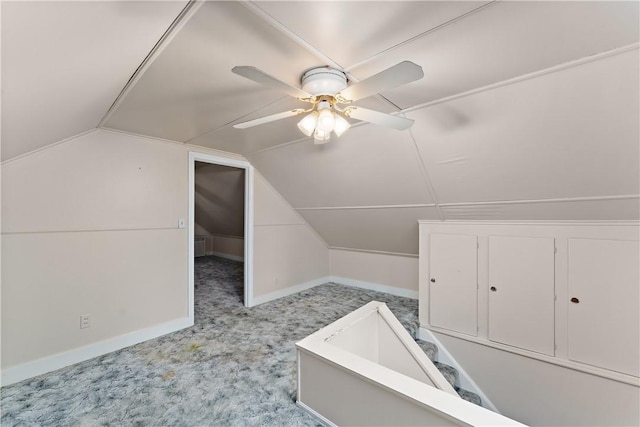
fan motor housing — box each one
[301,67,348,97]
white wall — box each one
[329,249,418,299]
[252,171,329,301]
[1,129,329,382]
[435,333,640,427]
[2,130,191,371]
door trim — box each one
[188,152,254,318]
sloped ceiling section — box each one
[1,1,189,161]
[3,1,639,256]
[194,162,245,238]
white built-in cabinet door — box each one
[488,236,555,356]
[429,234,478,336]
[567,239,640,377]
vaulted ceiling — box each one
[2,1,639,255]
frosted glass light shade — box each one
[314,128,331,144]
[297,112,318,137]
[317,108,335,133]
[333,114,351,137]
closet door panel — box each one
[429,234,478,336]
[568,239,640,376]
[488,236,555,356]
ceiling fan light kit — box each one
[300,67,348,96]
[232,61,424,143]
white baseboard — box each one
[250,277,331,306]
[297,400,337,427]
[330,276,418,300]
[1,317,193,387]
[206,251,244,262]
[418,327,500,413]
[251,276,418,307]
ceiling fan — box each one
[231,61,424,144]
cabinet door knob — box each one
[571,297,580,304]
[490,286,497,292]
[430,278,436,283]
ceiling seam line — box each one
[407,126,445,221]
[419,220,640,226]
[253,167,331,249]
[402,42,640,116]
[440,195,640,207]
[96,0,204,129]
[329,247,419,258]
[0,129,98,166]
[240,1,344,71]
[296,204,436,211]
[182,95,291,145]
[248,42,640,157]
[253,223,310,228]
[99,127,247,161]
[291,195,640,212]
[343,0,499,72]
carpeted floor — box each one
[1,256,419,426]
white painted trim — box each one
[292,195,639,212]
[296,203,436,211]
[100,127,247,162]
[403,43,640,115]
[418,219,640,227]
[251,274,419,306]
[407,127,445,220]
[330,276,418,300]
[2,225,180,236]
[297,304,523,426]
[189,152,254,311]
[251,277,330,306]
[97,1,204,127]
[1,129,98,166]
[296,401,338,427]
[329,246,418,258]
[252,169,330,248]
[0,317,192,387]
[418,327,500,413]
[244,165,255,307]
[439,194,640,207]
[205,251,244,262]
[253,223,305,227]
[240,2,342,71]
[343,2,496,72]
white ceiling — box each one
[2,1,639,255]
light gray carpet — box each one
[1,256,420,426]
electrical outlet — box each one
[80,315,90,329]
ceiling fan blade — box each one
[346,107,414,130]
[232,66,311,99]
[233,109,305,129]
[338,61,424,102]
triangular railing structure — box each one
[296,301,525,426]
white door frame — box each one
[188,152,254,321]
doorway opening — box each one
[188,152,254,323]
